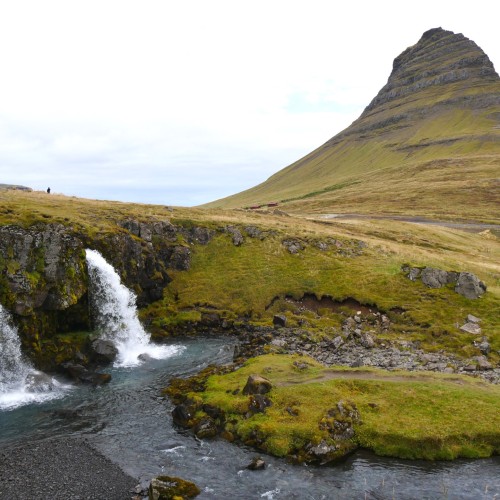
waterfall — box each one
[0,304,67,410]
[85,249,183,367]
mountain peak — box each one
[364,27,498,115]
[205,28,500,220]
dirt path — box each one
[317,214,499,233]
[277,368,485,387]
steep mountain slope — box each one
[206,28,500,221]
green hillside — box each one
[205,28,500,222]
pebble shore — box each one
[0,437,137,500]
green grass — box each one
[144,220,500,358]
[195,354,500,460]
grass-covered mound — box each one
[168,354,500,462]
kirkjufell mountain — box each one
[206,28,500,221]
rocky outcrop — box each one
[0,218,218,366]
[0,224,87,316]
[402,265,486,299]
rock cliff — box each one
[0,218,210,365]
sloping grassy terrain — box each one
[204,29,500,222]
[190,353,500,460]
[1,189,499,360]
[144,213,500,359]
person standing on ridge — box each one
[47,187,51,194]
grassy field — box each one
[1,189,498,360]
[176,353,500,460]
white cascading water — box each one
[0,304,67,410]
[85,249,183,367]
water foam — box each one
[0,305,69,411]
[85,249,184,367]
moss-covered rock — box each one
[148,475,200,500]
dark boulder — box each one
[169,245,191,271]
[171,403,194,427]
[282,239,305,254]
[90,339,118,363]
[273,314,287,328]
[61,362,111,386]
[194,416,218,439]
[247,394,272,414]
[226,226,244,246]
[200,312,221,327]
[455,272,487,299]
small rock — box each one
[467,314,481,324]
[408,267,421,281]
[460,322,482,335]
[463,364,477,372]
[360,333,375,349]
[476,339,491,355]
[273,314,287,328]
[474,356,493,371]
[194,416,218,439]
[331,336,343,350]
[247,457,266,470]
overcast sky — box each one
[0,1,498,206]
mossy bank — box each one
[166,353,500,463]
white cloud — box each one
[0,0,498,205]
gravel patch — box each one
[0,437,137,500]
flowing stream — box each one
[0,337,498,499]
[1,254,499,498]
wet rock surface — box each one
[0,437,137,500]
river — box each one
[0,336,498,500]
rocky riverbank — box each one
[233,313,500,384]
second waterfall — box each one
[85,249,183,367]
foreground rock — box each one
[242,374,273,395]
[148,475,200,499]
[61,362,112,386]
